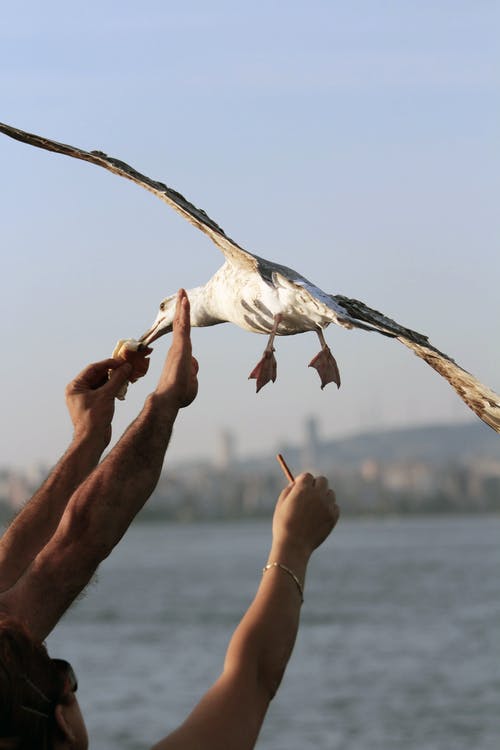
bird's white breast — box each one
[207,263,335,336]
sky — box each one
[1,0,499,470]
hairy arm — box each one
[1,290,198,640]
[152,473,339,750]
[0,359,132,592]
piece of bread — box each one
[112,339,153,400]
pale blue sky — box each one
[1,1,499,469]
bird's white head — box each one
[139,293,178,346]
[139,285,223,348]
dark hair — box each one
[0,616,64,750]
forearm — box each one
[0,434,106,591]
[149,543,310,750]
[224,540,309,699]
[1,392,180,640]
[63,392,179,560]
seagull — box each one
[1,121,499,433]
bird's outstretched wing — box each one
[333,295,500,433]
[0,121,258,272]
[3,121,499,433]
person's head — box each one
[0,617,87,750]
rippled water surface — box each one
[48,515,500,749]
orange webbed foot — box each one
[249,349,277,393]
[308,346,341,389]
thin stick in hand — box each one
[276,453,294,483]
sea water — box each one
[47,515,500,750]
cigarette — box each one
[276,453,294,483]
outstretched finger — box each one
[173,289,191,339]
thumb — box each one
[277,482,295,506]
[103,362,132,397]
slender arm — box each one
[152,472,339,750]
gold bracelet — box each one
[262,562,304,603]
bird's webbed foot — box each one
[249,314,282,393]
[309,333,341,389]
[249,348,277,393]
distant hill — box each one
[162,420,499,519]
[272,421,499,472]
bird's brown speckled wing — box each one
[3,122,498,433]
[0,122,258,272]
[333,294,500,433]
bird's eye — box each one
[159,301,165,312]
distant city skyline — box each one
[2,421,498,518]
[1,1,499,469]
